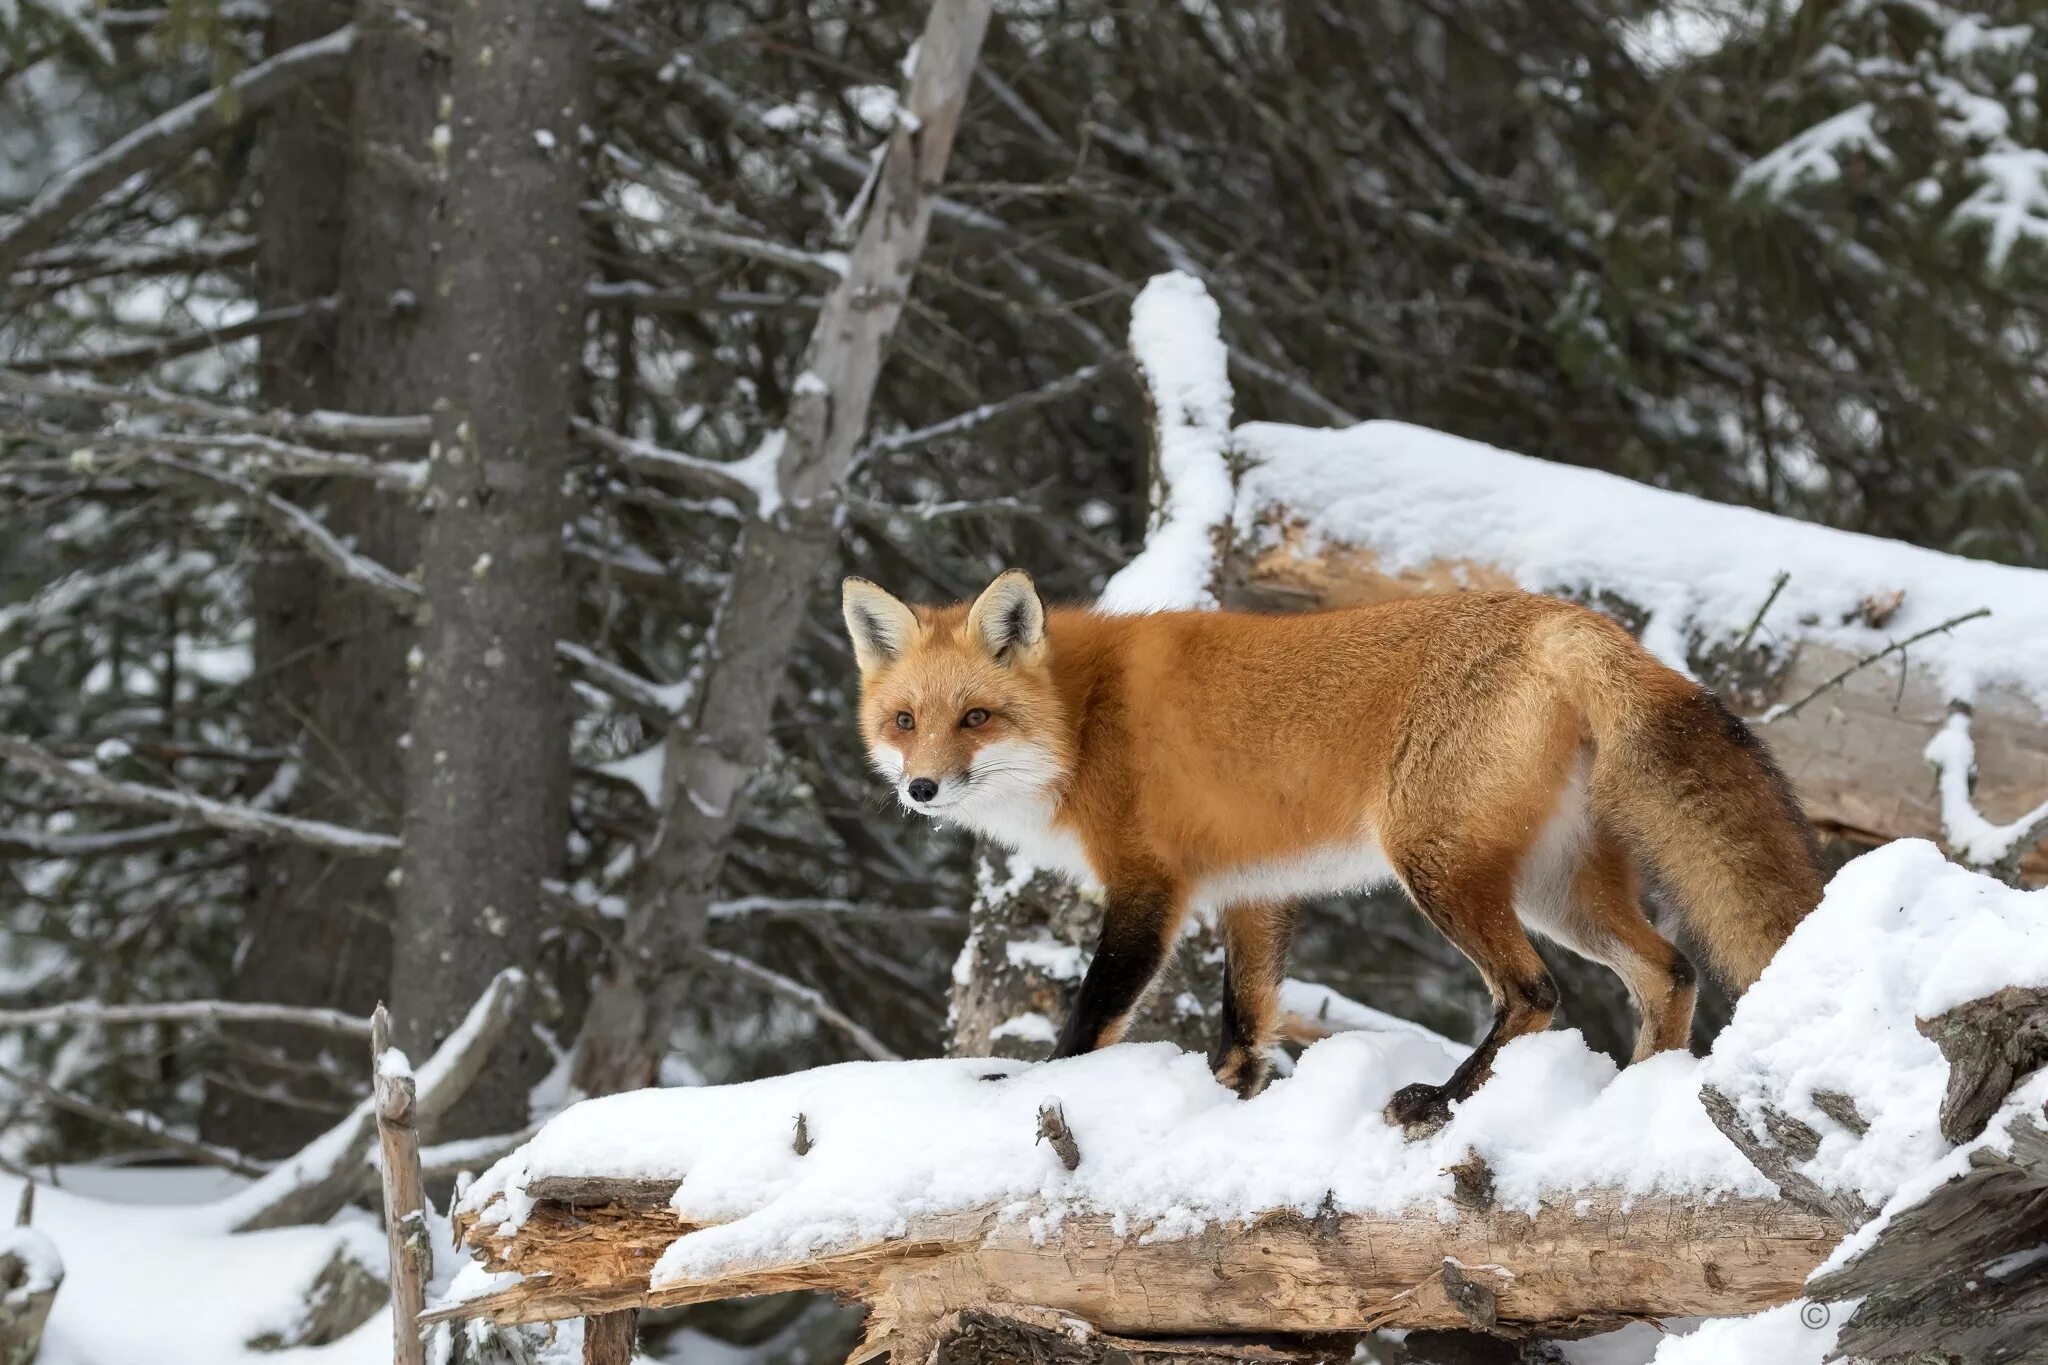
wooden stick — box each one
[373,1005,430,1365]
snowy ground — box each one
[1,1165,392,1365]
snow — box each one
[1236,419,2048,709]
[1735,104,1893,200]
[990,1012,1059,1045]
[1701,840,2048,1210]
[1923,710,2048,868]
[0,1168,390,1365]
[597,741,666,806]
[1648,1299,1840,1364]
[1096,272,1236,614]
[0,1223,62,1295]
[1953,146,2048,272]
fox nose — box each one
[907,777,939,803]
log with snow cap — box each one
[427,842,2048,1360]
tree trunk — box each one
[206,0,399,1156]
[949,846,1218,1060]
[571,0,996,1097]
[390,0,585,1131]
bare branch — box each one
[0,820,196,858]
[858,363,1110,460]
[11,298,340,374]
[556,641,692,720]
[223,968,526,1232]
[0,370,431,444]
[1759,608,1993,725]
[708,897,963,928]
[0,999,370,1038]
[570,417,770,510]
[0,1059,269,1177]
[695,945,901,1062]
[0,733,400,857]
[0,27,357,273]
[668,222,847,282]
[149,454,423,604]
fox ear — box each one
[842,577,917,674]
[966,569,1046,664]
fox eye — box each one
[894,711,914,731]
[961,708,990,729]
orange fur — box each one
[844,573,1824,1121]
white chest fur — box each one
[945,794,1099,888]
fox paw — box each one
[1211,1046,1272,1100]
[1384,1082,1452,1139]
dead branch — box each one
[1917,986,2048,1144]
[0,1059,269,1177]
[224,968,526,1232]
[9,298,340,374]
[694,946,901,1062]
[1759,607,1993,725]
[0,733,401,857]
[0,999,370,1038]
[0,28,356,272]
[0,370,432,444]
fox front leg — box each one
[1048,879,1187,1060]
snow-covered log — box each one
[438,1182,1836,1343]
[1226,415,2048,883]
[428,842,2048,1361]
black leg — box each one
[1209,901,1296,1098]
[1049,880,1182,1060]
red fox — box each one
[843,570,1824,1131]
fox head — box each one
[841,570,1072,818]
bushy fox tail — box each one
[1558,616,1826,990]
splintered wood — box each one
[437,1182,1841,1346]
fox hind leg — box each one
[1384,839,1558,1136]
[1535,827,1697,1062]
[1211,900,1298,1098]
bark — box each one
[1807,1101,2048,1363]
[438,1181,1840,1339]
[949,848,1219,1060]
[571,0,996,1096]
[208,0,432,1154]
[387,0,587,1133]
[1918,985,2048,1144]
[0,1190,59,1365]
[1699,1085,1878,1228]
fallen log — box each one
[436,1182,1841,1346]
[1225,423,2048,883]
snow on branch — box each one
[1735,104,1893,202]
[571,417,780,519]
[1953,147,2048,273]
[0,733,400,857]
[1924,705,2048,881]
[1096,272,1236,614]
[0,26,357,273]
